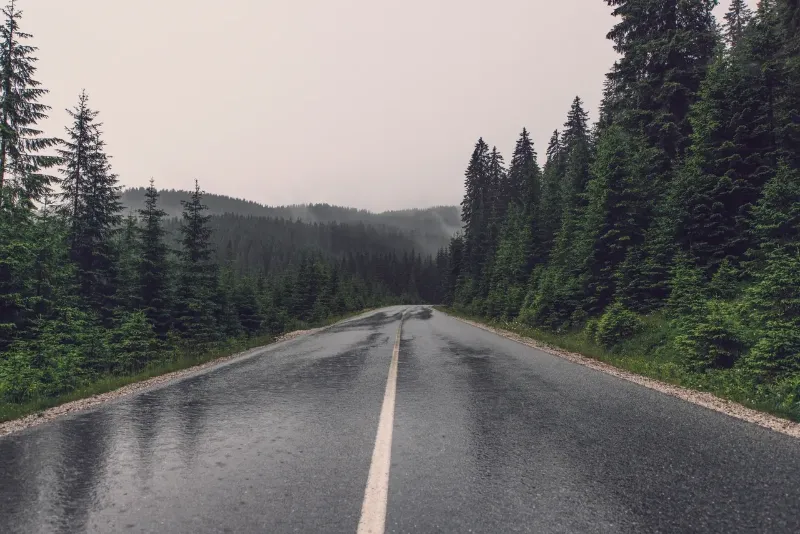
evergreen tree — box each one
[507,128,542,267]
[107,311,160,373]
[115,212,140,313]
[604,0,717,170]
[676,40,779,272]
[580,126,649,314]
[58,92,122,320]
[537,131,565,259]
[507,128,540,211]
[486,203,531,318]
[459,138,491,285]
[0,0,59,210]
[137,179,171,337]
[173,181,218,342]
[724,0,754,46]
[235,276,263,335]
[485,146,507,290]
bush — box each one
[595,302,643,348]
[674,300,746,372]
[108,312,161,373]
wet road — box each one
[2,306,800,533]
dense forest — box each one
[120,188,461,255]
[0,3,444,404]
[441,0,800,409]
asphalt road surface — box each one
[2,306,800,533]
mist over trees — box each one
[0,2,444,404]
[119,188,461,255]
[441,0,800,410]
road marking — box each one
[357,312,404,534]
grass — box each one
[437,307,800,423]
[0,309,371,424]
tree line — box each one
[0,2,443,404]
[120,188,461,255]
[441,0,800,398]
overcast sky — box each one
[25,0,745,212]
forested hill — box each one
[121,188,461,254]
[161,213,424,273]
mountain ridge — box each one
[120,188,462,255]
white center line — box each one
[356,311,405,534]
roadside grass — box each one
[437,307,800,423]
[0,309,371,424]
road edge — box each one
[0,308,381,438]
[438,309,800,440]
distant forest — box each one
[441,0,800,416]
[121,188,461,255]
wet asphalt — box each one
[1,306,800,533]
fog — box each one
[25,0,747,211]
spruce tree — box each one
[486,203,531,318]
[485,146,507,275]
[537,131,565,259]
[115,213,140,313]
[58,92,122,320]
[459,138,491,283]
[724,0,754,46]
[0,0,59,210]
[580,126,649,313]
[604,0,717,170]
[507,128,540,211]
[137,179,171,337]
[677,43,779,272]
[174,181,218,342]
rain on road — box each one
[2,307,800,533]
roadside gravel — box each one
[446,313,800,439]
[0,327,322,438]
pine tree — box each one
[676,40,779,272]
[115,213,140,313]
[507,128,542,267]
[58,92,122,320]
[724,0,754,46]
[749,164,800,261]
[108,311,159,373]
[0,0,59,210]
[580,126,649,314]
[137,180,171,337]
[485,146,507,277]
[507,128,540,211]
[235,276,263,335]
[537,131,565,259]
[173,181,218,342]
[604,0,717,169]
[216,240,243,337]
[460,138,491,286]
[486,203,531,318]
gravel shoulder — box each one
[442,311,800,440]
[0,327,322,438]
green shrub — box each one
[675,300,746,372]
[595,302,643,348]
[108,312,161,373]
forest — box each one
[0,3,444,407]
[120,188,461,255]
[441,0,800,415]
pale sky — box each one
[25,0,745,211]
